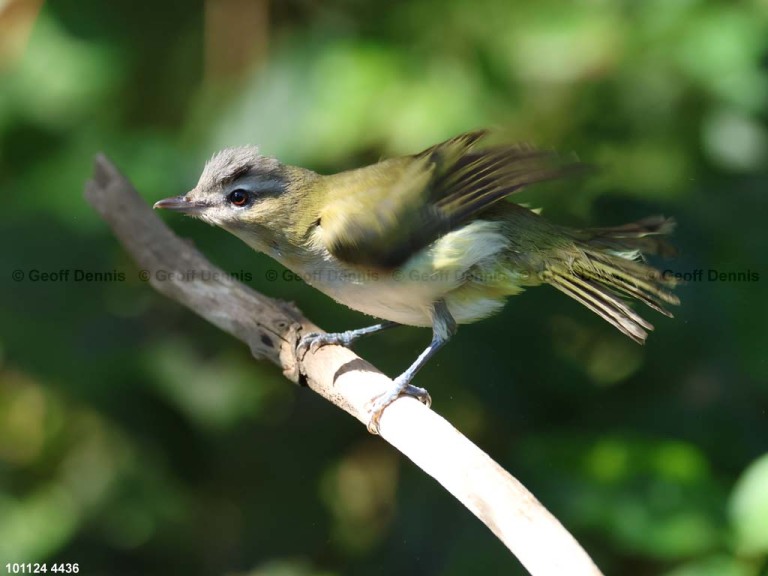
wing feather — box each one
[320,131,583,269]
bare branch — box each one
[84,154,604,576]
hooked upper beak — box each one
[153,195,207,214]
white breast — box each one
[288,220,514,327]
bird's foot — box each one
[297,330,358,355]
[298,323,397,356]
[366,379,432,435]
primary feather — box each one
[319,130,583,269]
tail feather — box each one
[543,216,679,343]
[546,272,654,343]
[580,215,678,259]
[576,253,679,316]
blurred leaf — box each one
[0,11,118,130]
[320,440,399,554]
[0,486,80,561]
[228,559,336,576]
[663,555,753,576]
[145,338,292,431]
[675,6,768,113]
[520,434,721,559]
[729,453,768,555]
[702,107,768,171]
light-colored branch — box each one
[84,154,604,576]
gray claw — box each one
[298,331,358,356]
[404,384,432,408]
[297,332,328,356]
[365,382,432,434]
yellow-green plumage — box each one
[157,130,678,344]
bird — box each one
[154,130,679,433]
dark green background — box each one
[2,1,767,574]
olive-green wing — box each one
[319,130,581,269]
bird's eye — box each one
[227,189,250,207]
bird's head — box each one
[154,146,291,232]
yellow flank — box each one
[291,219,532,327]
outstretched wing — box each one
[319,130,582,269]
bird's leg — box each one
[367,300,457,434]
[298,321,400,354]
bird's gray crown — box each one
[198,146,282,189]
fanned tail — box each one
[542,216,679,343]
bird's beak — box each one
[153,194,207,214]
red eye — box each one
[228,189,250,206]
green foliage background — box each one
[1,0,767,574]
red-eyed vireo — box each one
[155,130,679,432]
